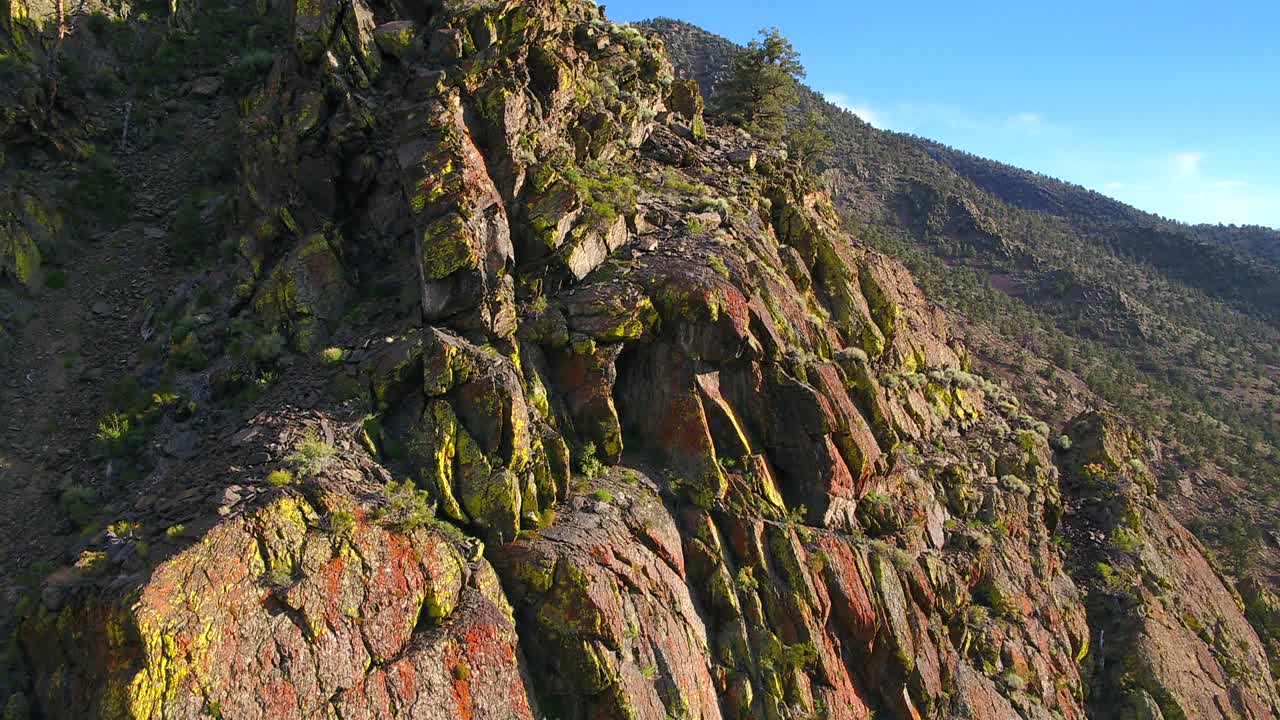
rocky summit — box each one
[0,1,1277,719]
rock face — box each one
[1058,413,1279,719]
[23,415,539,720]
[7,0,1279,719]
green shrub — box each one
[692,195,730,215]
[222,49,275,93]
[227,320,286,366]
[97,413,143,457]
[108,520,143,539]
[1219,517,1265,577]
[91,67,123,96]
[250,332,286,364]
[576,441,605,479]
[1000,668,1028,693]
[559,160,640,226]
[782,503,809,526]
[783,641,818,672]
[330,510,356,540]
[999,474,1031,496]
[1111,526,1143,554]
[320,347,346,364]
[1017,430,1039,452]
[67,149,131,227]
[590,488,613,503]
[105,376,149,414]
[964,604,990,628]
[285,432,336,478]
[660,169,707,196]
[170,194,213,264]
[1096,562,1132,595]
[862,491,890,507]
[380,479,434,530]
[266,469,294,486]
[170,333,208,371]
[60,485,98,527]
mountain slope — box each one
[0,3,1277,719]
[641,14,1280,594]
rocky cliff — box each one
[1,1,1277,719]
[646,16,1280,684]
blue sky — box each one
[603,0,1280,228]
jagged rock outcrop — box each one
[22,414,540,720]
[6,1,1279,719]
[1058,412,1280,719]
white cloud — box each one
[1105,182,1125,191]
[1171,152,1203,179]
[1172,181,1277,226]
[1197,192,1275,226]
[1007,112,1046,134]
[839,102,1059,137]
[823,92,883,128]
[846,106,883,128]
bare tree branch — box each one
[46,0,69,120]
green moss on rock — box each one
[252,231,351,352]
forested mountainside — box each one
[914,139,1280,270]
[0,2,1277,719]
[1190,223,1280,267]
[644,11,1280,605]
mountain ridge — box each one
[640,9,1280,675]
[640,18,1280,237]
[0,3,1277,719]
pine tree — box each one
[788,111,834,170]
[717,28,805,141]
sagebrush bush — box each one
[285,432,336,478]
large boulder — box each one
[22,496,539,720]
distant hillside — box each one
[1192,223,1280,266]
[640,17,1280,592]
